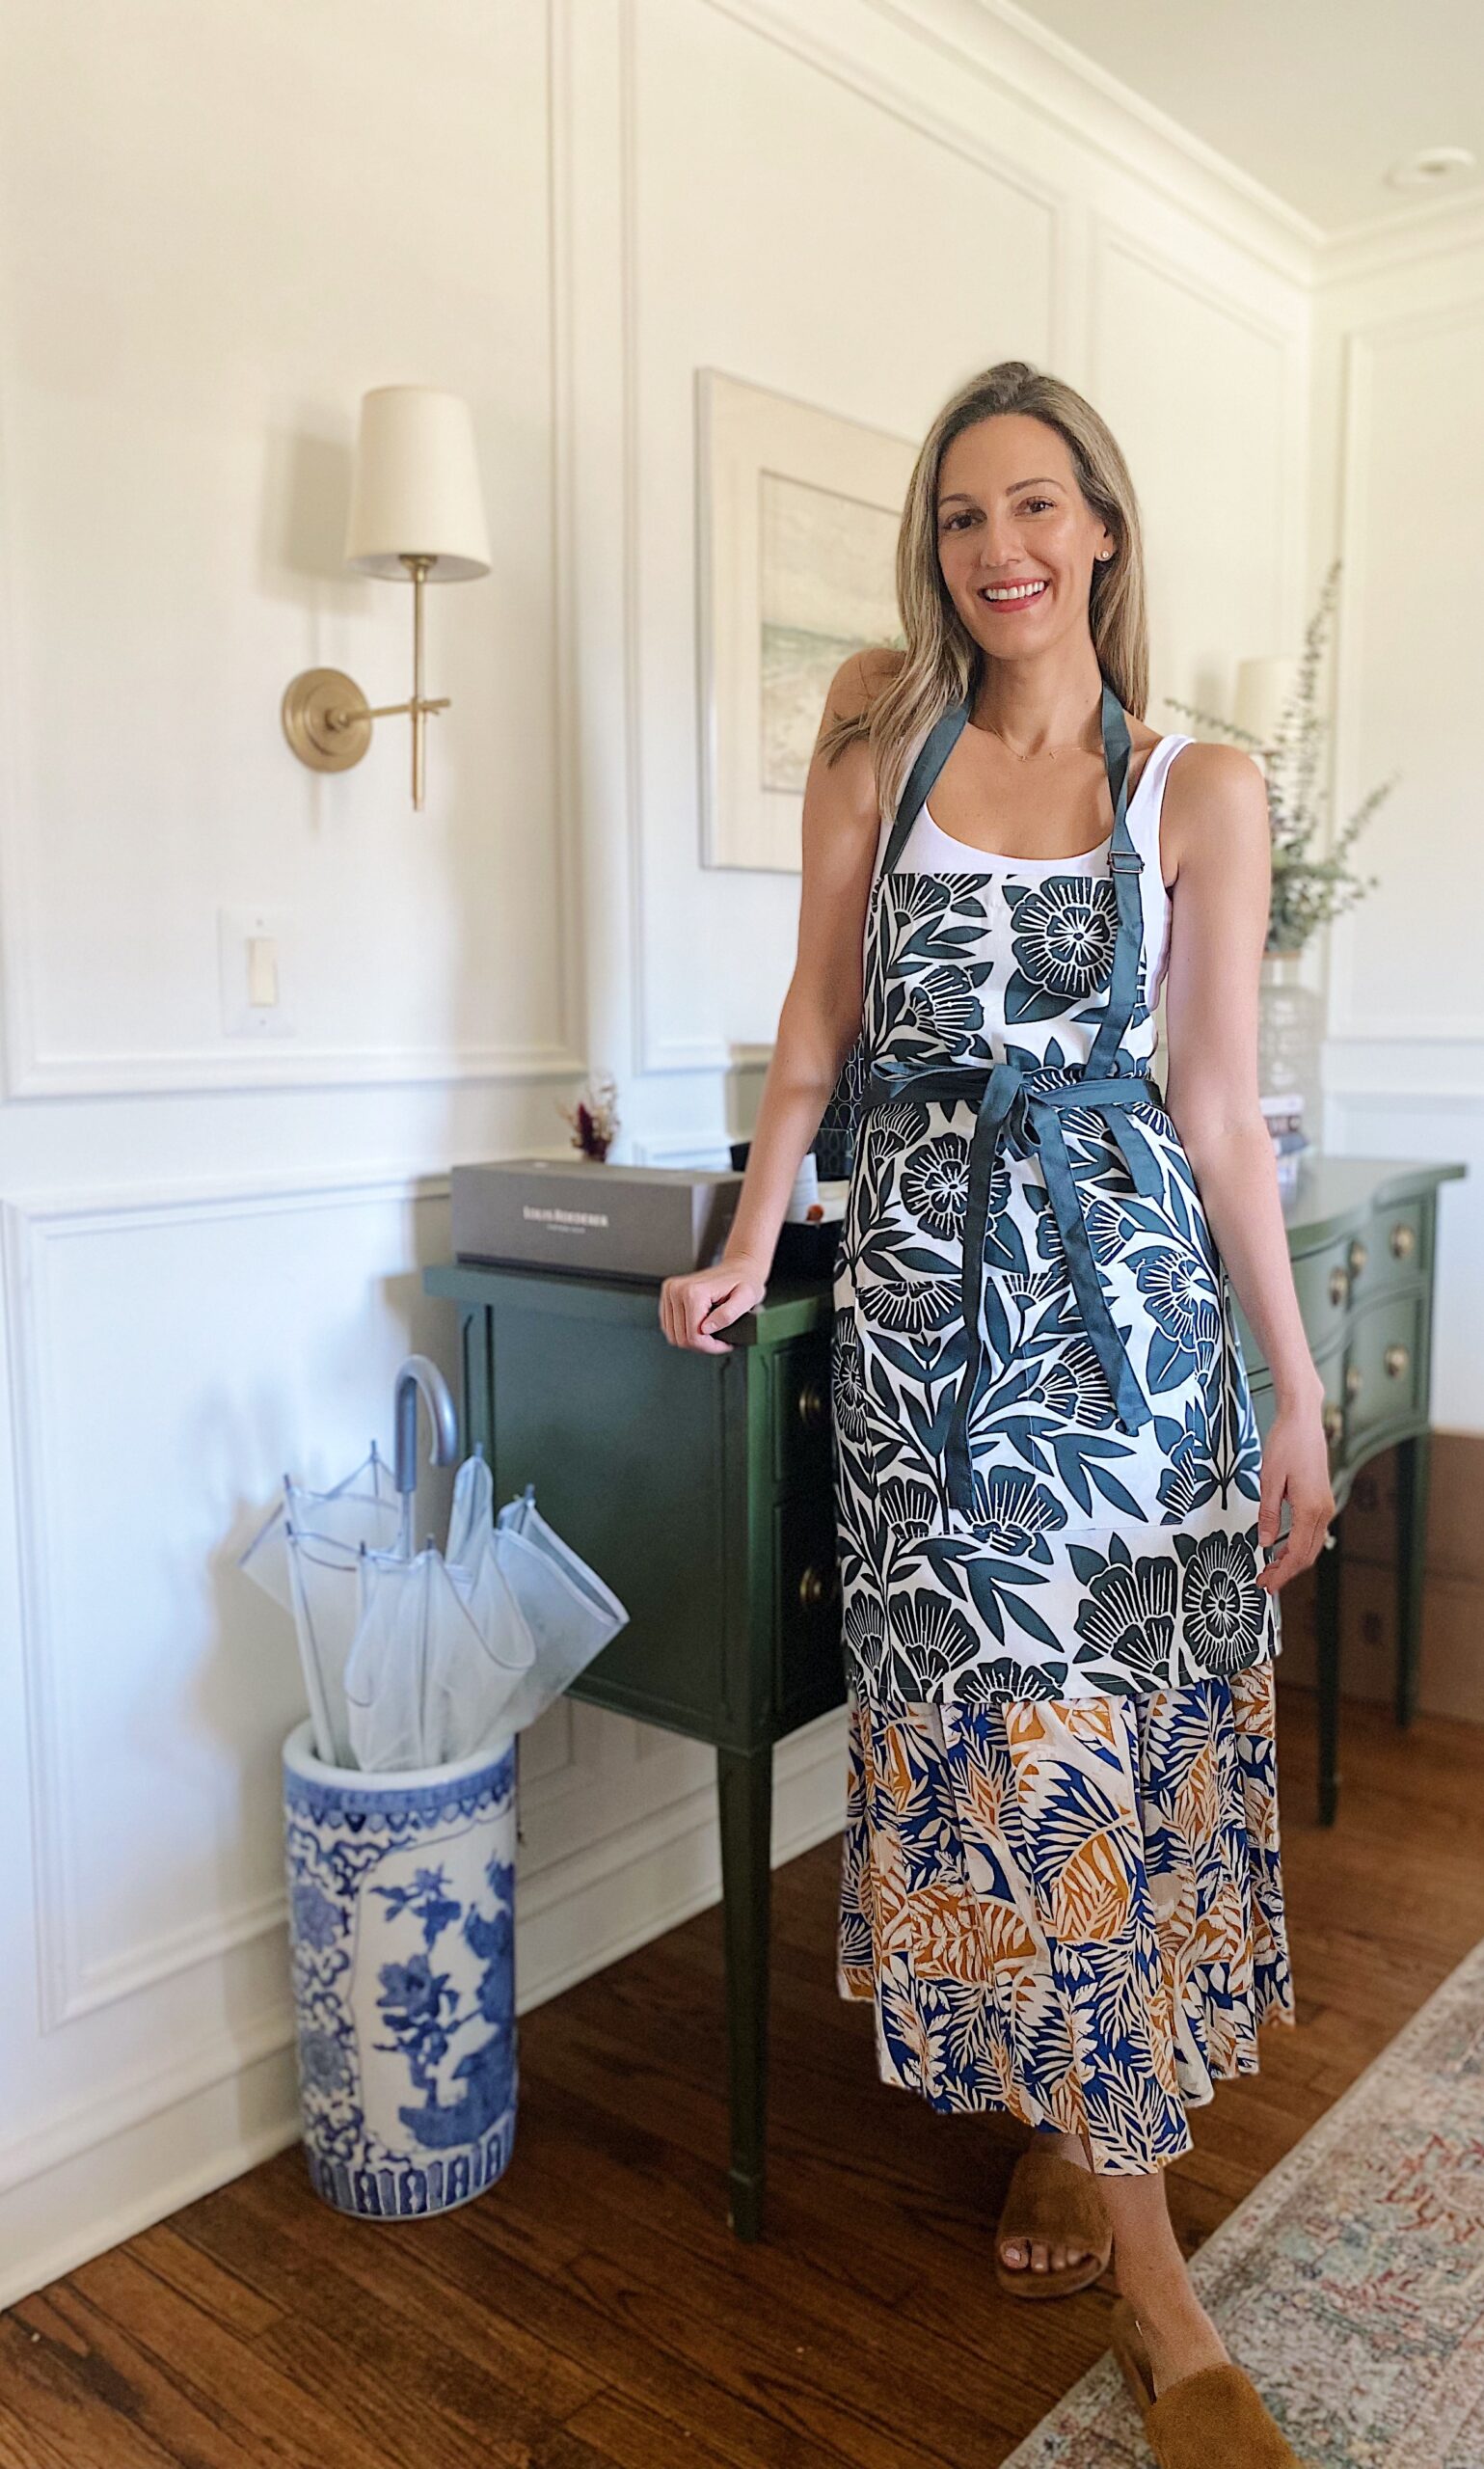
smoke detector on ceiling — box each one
[1386,145,1476,190]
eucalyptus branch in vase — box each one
[1163,558,1390,956]
[1161,557,1392,1158]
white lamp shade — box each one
[344,385,491,582]
[1233,656,1300,748]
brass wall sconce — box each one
[283,385,491,810]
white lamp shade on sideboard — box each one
[1234,655,1301,748]
[344,385,492,582]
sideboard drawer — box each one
[1362,1195,1428,1294]
[772,1484,843,1717]
[1344,1288,1426,1453]
[1289,1234,1356,1352]
[771,1335,833,1490]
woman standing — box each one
[661,361,1331,2466]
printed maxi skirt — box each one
[834,1668,1293,2174]
[829,691,1295,2173]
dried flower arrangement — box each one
[559,1072,620,1162]
[1163,558,1390,955]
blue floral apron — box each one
[830,679,1282,1707]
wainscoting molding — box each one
[2,1168,460,2034]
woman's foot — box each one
[1124,2286,1229,2397]
[998,2129,1100,2279]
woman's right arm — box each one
[659,648,897,1353]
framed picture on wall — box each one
[696,368,917,872]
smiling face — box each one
[935,412,1115,659]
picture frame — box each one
[695,368,918,872]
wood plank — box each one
[5,1688,1484,2469]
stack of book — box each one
[1261,1092,1309,1196]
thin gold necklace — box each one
[976,718,1093,763]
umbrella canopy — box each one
[238,1443,404,1765]
[240,1358,629,1773]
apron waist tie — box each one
[862,1056,1165,1517]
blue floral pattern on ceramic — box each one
[282,1718,518,2217]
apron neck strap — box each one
[880,698,971,876]
[880,677,1140,877]
[1086,676,1147,1073]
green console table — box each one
[1229,1153,1465,1824]
[423,1255,840,2241]
[424,1147,1462,2238]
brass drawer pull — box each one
[1344,1364,1363,1400]
[798,1560,839,1611]
[1348,1237,1367,1279]
[1390,1220,1417,1261]
[796,1377,827,1431]
[1385,1343,1410,1379]
[1329,1265,1349,1308]
[1323,1402,1344,1445]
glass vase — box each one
[1257,949,1323,1145]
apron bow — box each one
[862,1055,1164,1517]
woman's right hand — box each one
[659,1255,769,1353]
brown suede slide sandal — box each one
[992,2142,1113,2299]
[1109,2297,1309,2467]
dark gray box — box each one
[449,1156,744,1280]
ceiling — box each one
[997,0,1483,238]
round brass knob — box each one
[796,1377,827,1430]
[1344,1363,1363,1399]
[798,1561,839,1610]
[1329,1265,1349,1308]
[1323,1402,1344,1445]
[1348,1237,1367,1279]
[1390,1221,1417,1260]
[1385,1343,1410,1379]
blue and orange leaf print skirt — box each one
[836,1664,1294,2175]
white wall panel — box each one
[1327,299,1484,1045]
[1090,224,1299,719]
[0,0,571,1096]
[632,0,1066,1074]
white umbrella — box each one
[240,1358,628,1772]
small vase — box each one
[1257,948,1323,1141]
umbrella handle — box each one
[392,1353,460,1500]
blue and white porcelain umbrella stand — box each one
[282,1715,517,2220]
[262,1354,519,2220]
[244,1353,627,2220]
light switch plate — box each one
[219,906,297,1037]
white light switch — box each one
[220,907,296,1037]
[246,934,279,1008]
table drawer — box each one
[1289,1233,1359,1354]
[772,1485,843,1715]
[1255,1342,1348,1473]
[1343,1288,1426,1452]
[1314,1342,1347,1476]
[1354,1195,1429,1298]
[771,1335,833,1489]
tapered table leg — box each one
[716,1744,772,2240]
[1394,1431,1431,1730]
[1315,1514,1343,1826]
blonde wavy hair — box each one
[819,360,1150,813]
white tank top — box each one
[869,732,1193,1010]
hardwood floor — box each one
[7,1685,1484,2469]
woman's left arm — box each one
[1159,741,1335,1592]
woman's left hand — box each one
[1255,1393,1336,1591]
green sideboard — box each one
[422,1254,840,2241]
[425,1147,1463,2238]
[1228,1154,1465,1821]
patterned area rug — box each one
[1003,1933,1484,2468]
